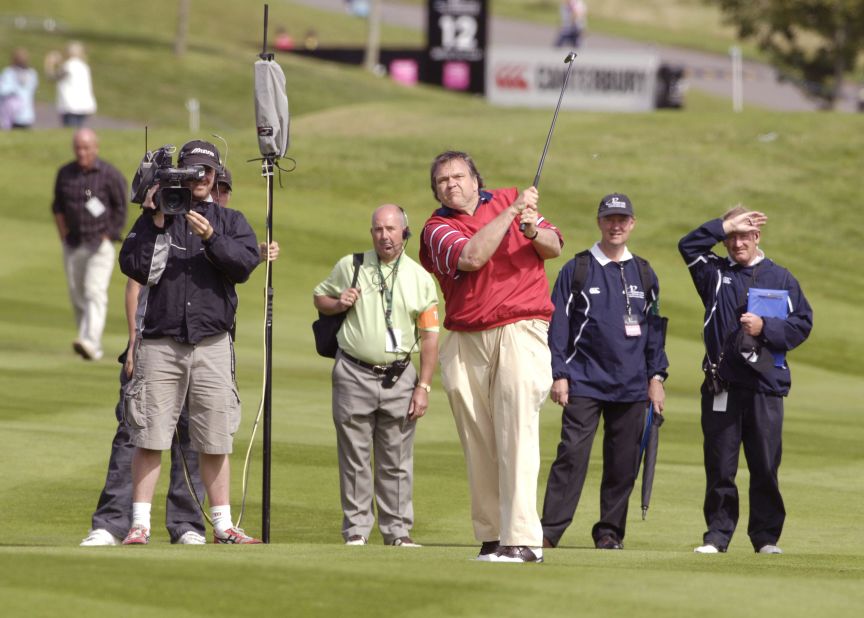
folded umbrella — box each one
[637,403,665,520]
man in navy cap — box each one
[541,193,668,551]
[119,139,263,545]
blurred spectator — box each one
[349,0,370,18]
[52,128,127,361]
[303,29,320,51]
[274,27,295,52]
[0,47,38,130]
[44,41,97,128]
[555,0,588,49]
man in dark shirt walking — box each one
[51,128,127,361]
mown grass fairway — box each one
[1,2,863,617]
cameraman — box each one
[119,140,262,545]
[81,163,279,547]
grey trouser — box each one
[332,351,417,544]
[90,360,206,542]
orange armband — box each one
[417,305,440,329]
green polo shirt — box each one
[314,250,439,365]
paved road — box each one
[31,101,140,130]
[294,0,858,112]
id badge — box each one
[712,390,728,413]
[623,314,641,337]
[385,328,402,353]
[85,196,106,218]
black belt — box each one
[341,351,393,376]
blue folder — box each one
[748,288,789,367]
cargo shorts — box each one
[124,332,241,454]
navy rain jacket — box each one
[549,245,669,402]
[678,218,813,396]
[119,201,260,344]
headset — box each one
[399,207,412,241]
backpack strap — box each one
[350,252,364,288]
[631,253,657,296]
[569,249,592,296]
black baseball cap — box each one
[178,140,221,169]
[597,193,634,218]
[216,167,232,190]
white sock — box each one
[131,502,151,529]
[210,505,233,534]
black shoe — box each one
[489,545,544,563]
[476,540,500,561]
[595,534,623,550]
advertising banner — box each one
[427,0,488,93]
[486,48,659,111]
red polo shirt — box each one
[419,188,563,332]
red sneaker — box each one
[122,524,150,545]
[213,527,262,544]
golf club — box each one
[521,51,577,232]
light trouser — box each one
[331,351,418,544]
[63,238,114,357]
[440,319,552,547]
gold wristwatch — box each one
[416,382,431,393]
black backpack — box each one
[312,252,363,358]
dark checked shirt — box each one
[51,158,128,249]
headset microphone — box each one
[400,207,411,241]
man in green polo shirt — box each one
[313,204,439,547]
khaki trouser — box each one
[126,333,241,454]
[440,319,552,547]
[62,238,114,357]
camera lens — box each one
[159,187,191,214]
[164,191,183,211]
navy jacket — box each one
[678,219,813,396]
[119,201,260,344]
[549,244,669,402]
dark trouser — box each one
[89,365,206,542]
[541,397,643,546]
[700,386,785,551]
[61,113,88,127]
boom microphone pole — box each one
[253,3,290,543]
[520,51,577,231]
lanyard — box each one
[376,252,402,349]
[619,263,632,317]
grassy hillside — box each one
[1,2,863,617]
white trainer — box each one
[80,528,121,546]
[694,544,720,554]
[758,544,783,554]
[345,535,367,546]
[177,530,207,545]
